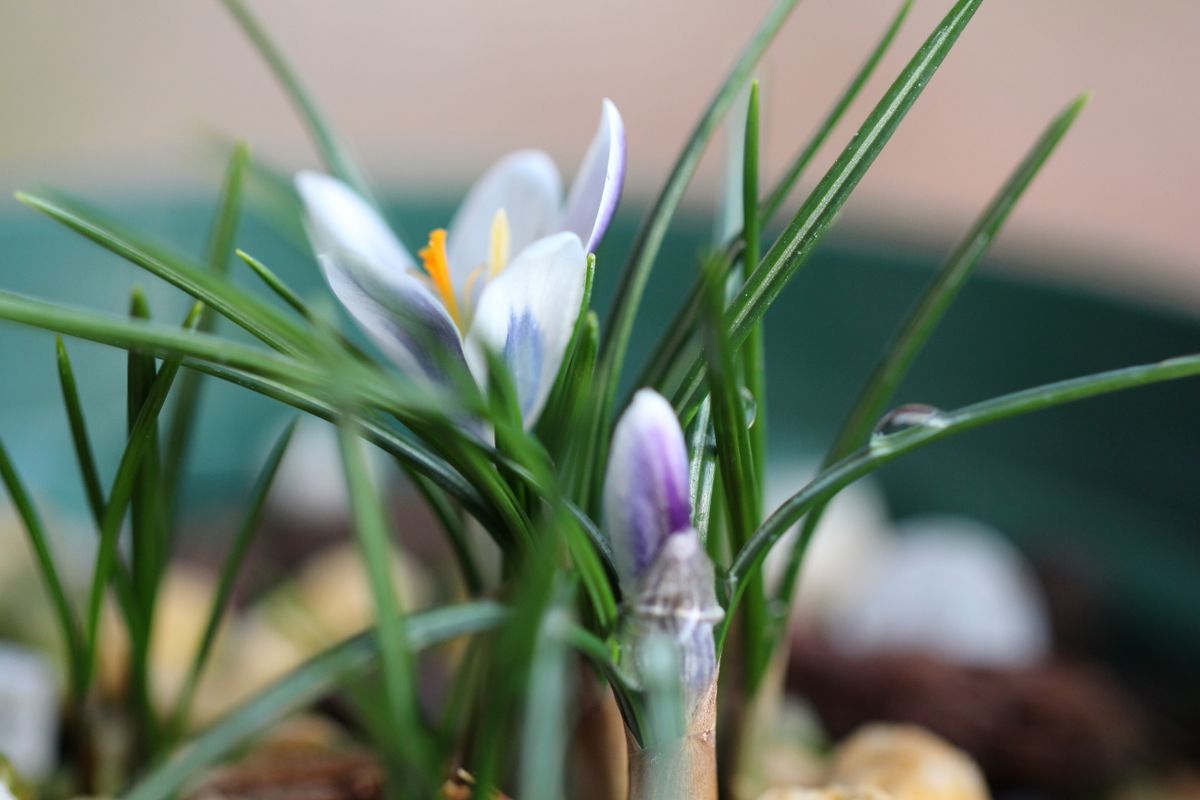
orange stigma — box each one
[418,228,462,328]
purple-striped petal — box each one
[604,389,693,592]
[464,232,587,428]
[560,99,626,254]
[295,171,466,383]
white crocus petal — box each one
[446,150,563,287]
[603,389,693,593]
[296,171,417,275]
[464,232,586,429]
[296,171,466,382]
[561,98,626,253]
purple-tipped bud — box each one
[604,390,694,593]
[605,390,724,720]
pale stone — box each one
[149,565,221,713]
[183,613,309,729]
[829,516,1050,668]
[830,724,989,800]
[749,699,829,791]
[758,787,892,800]
[1,751,34,800]
[764,464,894,625]
[289,543,434,643]
[0,508,91,661]
[0,644,59,779]
[97,595,131,701]
[172,543,434,728]
[267,420,385,525]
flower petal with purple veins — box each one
[560,99,627,253]
[464,232,587,428]
[295,172,467,384]
[502,310,545,419]
[604,389,693,592]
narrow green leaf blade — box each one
[761,0,914,221]
[55,337,106,524]
[121,602,509,800]
[15,192,314,357]
[81,306,203,688]
[518,593,574,800]
[634,0,915,396]
[0,441,85,693]
[772,92,1090,618]
[728,351,1200,602]
[0,290,442,420]
[126,290,164,614]
[220,0,378,207]
[740,81,768,511]
[594,0,802,457]
[686,397,718,544]
[337,420,434,781]
[673,0,987,417]
[699,260,768,686]
[170,418,297,737]
[162,143,251,512]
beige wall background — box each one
[2,1,1198,309]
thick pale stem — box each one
[625,679,718,800]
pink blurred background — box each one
[2,0,1197,309]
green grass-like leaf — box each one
[162,143,250,513]
[56,338,142,641]
[761,0,914,222]
[121,602,510,800]
[126,291,169,756]
[590,0,803,500]
[337,419,435,782]
[81,304,203,692]
[170,418,297,738]
[469,534,558,798]
[55,337,107,525]
[237,248,308,317]
[635,0,915,396]
[0,441,85,695]
[0,290,451,423]
[235,248,371,360]
[672,0,986,418]
[700,260,766,676]
[219,0,378,208]
[127,290,164,616]
[741,82,768,507]
[726,351,1200,608]
[686,397,718,544]
[772,92,1091,621]
[518,589,574,800]
[15,192,315,357]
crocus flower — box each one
[604,389,724,716]
[295,100,625,427]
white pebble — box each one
[0,643,60,779]
[829,515,1050,668]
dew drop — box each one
[740,386,758,430]
[871,403,946,440]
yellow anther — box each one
[418,228,462,328]
[488,208,511,277]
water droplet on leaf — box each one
[740,386,758,429]
[871,403,946,440]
